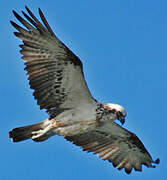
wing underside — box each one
[11,6,95,118]
[65,122,159,174]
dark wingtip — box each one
[154,158,160,164]
[12,10,21,19]
[10,20,14,26]
[10,20,20,30]
[150,158,160,168]
[38,7,42,13]
[12,10,17,16]
[125,168,132,174]
[25,5,29,10]
[13,32,20,37]
[38,8,43,17]
[21,10,25,15]
[25,5,31,14]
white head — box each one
[103,103,127,124]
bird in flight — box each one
[9,6,159,174]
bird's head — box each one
[103,103,127,125]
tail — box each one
[9,119,54,142]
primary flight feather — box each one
[9,6,159,174]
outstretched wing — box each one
[11,6,95,118]
[65,122,159,174]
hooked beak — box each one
[119,117,125,125]
[116,111,126,125]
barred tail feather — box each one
[9,119,52,142]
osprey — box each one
[9,6,159,174]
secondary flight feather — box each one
[9,6,159,174]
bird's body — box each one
[10,101,120,141]
[34,101,98,138]
[9,6,159,174]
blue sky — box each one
[1,0,166,179]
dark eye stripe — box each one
[109,109,116,113]
[117,111,123,117]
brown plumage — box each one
[66,122,159,174]
[9,6,159,174]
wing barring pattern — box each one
[11,6,95,118]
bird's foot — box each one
[31,121,53,139]
[31,129,46,139]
